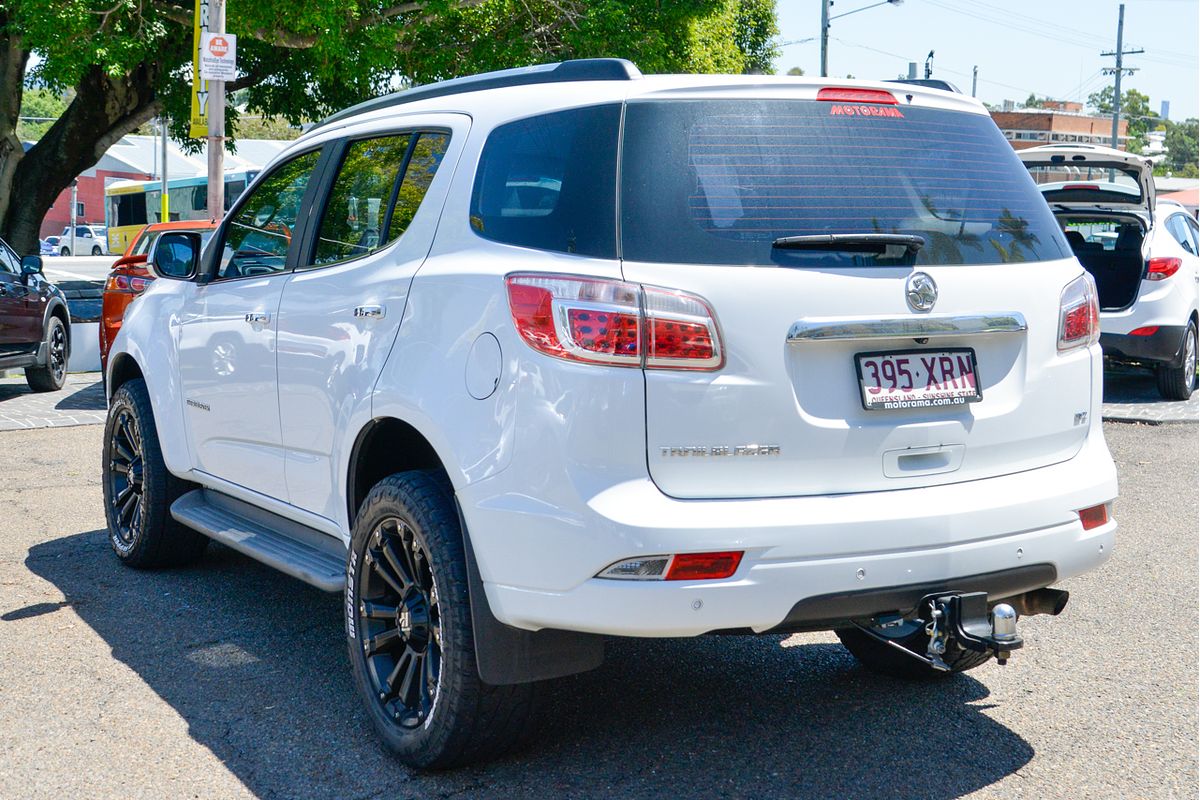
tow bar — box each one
[855,591,1023,672]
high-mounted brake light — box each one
[816,87,898,105]
[505,273,723,370]
[1146,257,1181,282]
[1061,183,1100,191]
[1057,273,1100,353]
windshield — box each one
[620,99,1070,267]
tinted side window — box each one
[470,105,619,259]
[217,150,321,280]
[389,133,449,240]
[0,242,18,273]
[1166,215,1196,254]
[312,135,412,267]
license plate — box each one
[855,349,982,411]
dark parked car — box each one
[0,237,70,391]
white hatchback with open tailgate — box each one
[103,61,1118,768]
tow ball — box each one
[857,591,1023,671]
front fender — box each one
[106,284,192,477]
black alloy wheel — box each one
[25,316,68,392]
[107,406,146,553]
[356,517,442,729]
[102,379,206,567]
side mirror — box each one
[20,255,43,277]
[150,231,201,280]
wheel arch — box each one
[44,298,71,355]
[346,416,448,531]
[107,351,145,400]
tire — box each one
[1156,321,1197,401]
[346,471,535,769]
[836,623,992,680]
[91,245,102,256]
[102,379,207,567]
[60,247,69,257]
[24,316,68,393]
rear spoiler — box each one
[886,78,961,94]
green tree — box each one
[1087,86,1157,152]
[0,1,779,255]
[786,66,804,76]
[16,87,68,141]
[1163,118,1199,177]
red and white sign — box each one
[199,32,237,81]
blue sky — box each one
[773,0,1199,120]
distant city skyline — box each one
[774,0,1199,121]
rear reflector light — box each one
[1146,257,1181,281]
[1129,326,1159,336]
[666,552,743,581]
[1058,273,1100,353]
[597,551,745,581]
[816,87,898,105]
[1078,503,1110,530]
[506,273,723,370]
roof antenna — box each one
[924,50,935,79]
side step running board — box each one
[171,489,347,592]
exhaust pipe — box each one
[1007,588,1069,617]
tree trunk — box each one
[0,22,29,247]
[0,57,163,256]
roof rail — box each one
[886,78,962,94]
[316,58,642,130]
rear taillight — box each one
[816,87,898,104]
[597,551,744,581]
[1146,257,1181,281]
[104,274,153,294]
[505,273,723,370]
[1078,503,1110,530]
[1058,273,1100,353]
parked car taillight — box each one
[505,273,723,370]
[104,274,154,294]
[1058,273,1100,353]
[1146,257,1182,281]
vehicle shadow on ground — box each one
[22,530,1033,800]
[53,379,105,410]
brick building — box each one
[34,148,149,240]
[990,106,1128,151]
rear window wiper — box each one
[772,233,926,254]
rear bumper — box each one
[1101,326,1185,365]
[464,430,1118,637]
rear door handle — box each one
[353,305,385,319]
[244,312,270,325]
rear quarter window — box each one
[620,99,1070,267]
[469,104,620,259]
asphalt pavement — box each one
[0,422,1195,799]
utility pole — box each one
[820,0,830,78]
[69,180,77,255]
[971,65,978,97]
[206,0,225,220]
[1101,3,1143,150]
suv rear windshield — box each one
[620,99,1069,267]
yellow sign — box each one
[189,0,210,138]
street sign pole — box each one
[161,116,170,223]
[206,0,225,221]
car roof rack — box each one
[316,58,643,129]
[886,78,962,94]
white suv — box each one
[58,224,109,256]
[1020,144,1199,399]
[103,60,1118,769]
